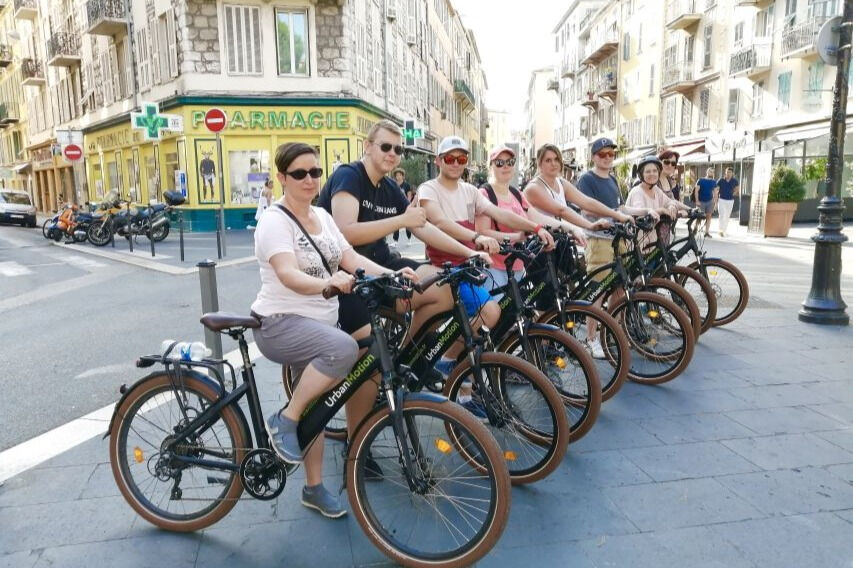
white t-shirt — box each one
[530,176,569,222]
[417,178,492,222]
[251,204,352,325]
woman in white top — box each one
[254,177,273,223]
[625,157,684,249]
[251,142,416,518]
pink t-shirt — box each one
[418,178,493,266]
[626,185,678,246]
[477,187,528,272]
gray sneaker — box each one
[265,409,302,464]
[301,484,347,518]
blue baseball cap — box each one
[591,137,617,155]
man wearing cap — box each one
[317,119,488,343]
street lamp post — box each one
[799,5,852,326]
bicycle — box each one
[285,257,572,485]
[108,272,511,568]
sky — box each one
[453,0,566,131]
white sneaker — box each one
[587,338,606,359]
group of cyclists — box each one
[249,120,692,519]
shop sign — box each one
[175,170,187,196]
[190,110,350,131]
[131,102,183,141]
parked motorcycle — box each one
[45,204,88,243]
[87,191,185,246]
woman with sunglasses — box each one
[626,156,683,249]
[252,142,417,519]
[657,150,682,201]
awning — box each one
[663,140,705,158]
[615,146,656,165]
[774,123,831,143]
[12,162,31,174]
[681,152,710,164]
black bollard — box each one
[179,211,185,262]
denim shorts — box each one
[458,282,492,317]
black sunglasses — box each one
[378,142,404,155]
[286,167,324,180]
[662,159,678,166]
[492,158,516,167]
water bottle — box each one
[160,340,211,361]
[160,339,184,360]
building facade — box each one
[521,66,556,177]
[0,0,488,225]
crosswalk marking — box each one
[0,261,33,277]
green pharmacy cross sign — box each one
[403,119,423,147]
[131,102,184,141]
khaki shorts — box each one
[585,237,626,281]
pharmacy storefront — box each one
[82,97,389,230]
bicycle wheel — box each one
[667,265,718,334]
[109,372,247,531]
[41,218,51,238]
[283,366,348,442]
[641,277,702,340]
[538,304,630,402]
[347,398,510,568]
[609,291,695,385]
[444,352,569,484]
[690,259,749,326]
[498,327,601,442]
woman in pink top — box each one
[626,157,687,248]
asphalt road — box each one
[0,224,262,450]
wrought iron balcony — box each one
[781,17,829,59]
[581,22,619,66]
[453,79,476,110]
[581,92,599,109]
[86,0,128,36]
[0,44,12,68]
[13,0,38,20]
[596,75,618,101]
[729,40,771,78]
[662,64,696,94]
[0,102,20,125]
[21,58,46,87]
[665,0,701,31]
[47,31,82,67]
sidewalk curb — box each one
[48,240,256,274]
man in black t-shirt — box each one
[317,119,487,339]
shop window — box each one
[229,150,270,205]
[127,150,140,202]
[92,161,104,199]
[164,147,179,195]
[276,8,309,76]
[146,150,161,203]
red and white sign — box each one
[204,108,227,133]
[63,144,83,162]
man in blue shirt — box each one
[694,167,718,237]
[715,167,739,237]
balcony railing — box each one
[13,0,38,20]
[0,102,20,124]
[86,0,128,36]
[47,30,82,67]
[729,39,771,77]
[666,0,701,31]
[0,44,12,68]
[781,17,828,58]
[21,58,46,86]
[581,23,619,66]
[453,79,476,109]
[662,63,696,93]
[596,75,618,100]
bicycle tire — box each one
[538,304,630,402]
[109,372,247,531]
[41,218,51,238]
[689,259,749,326]
[497,327,602,442]
[283,366,348,442]
[609,291,695,385]
[443,352,569,484]
[642,277,702,340]
[667,265,718,334]
[347,399,510,568]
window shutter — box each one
[150,25,161,85]
[167,9,178,78]
[102,52,114,105]
[124,39,134,96]
[110,44,121,99]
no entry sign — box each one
[204,108,227,133]
[63,144,83,162]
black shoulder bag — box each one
[274,204,334,276]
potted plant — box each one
[764,164,806,237]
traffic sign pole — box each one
[216,131,227,257]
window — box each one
[755,6,774,38]
[734,22,744,47]
[681,96,692,134]
[806,61,824,103]
[778,71,792,110]
[685,36,694,64]
[224,5,263,75]
[644,115,655,145]
[623,33,630,60]
[727,89,739,122]
[637,24,642,54]
[703,25,713,69]
[752,81,764,117]
[136,26,151,91]
[229,150,270,204]
[665,97,676,137]
[276,8,309,76]
[698,88,710,129]
[649,64,655,96]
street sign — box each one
[63,144,83,162]
[56,129,83,145]
[403,119,424,147]
[205,108,227,133]
[817,16,842,66]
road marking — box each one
[0,261,33,276]
[0,342,262,483]
[74,363,136,379]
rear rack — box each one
[136,354,238,391]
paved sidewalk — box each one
[2,228,853,567]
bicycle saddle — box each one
[200,312,261,332]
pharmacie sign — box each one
[190,109,351,131]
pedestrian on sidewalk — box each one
[716,167,739,237]
[249,178,274,230]
[694,167,718,237]
[391,168,414,243]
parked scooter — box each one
[45,204,87,243]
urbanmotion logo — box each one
[424,321,460,362]
[524,281,547,304]
[324,354,376,408]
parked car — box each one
[0,190,37,227]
